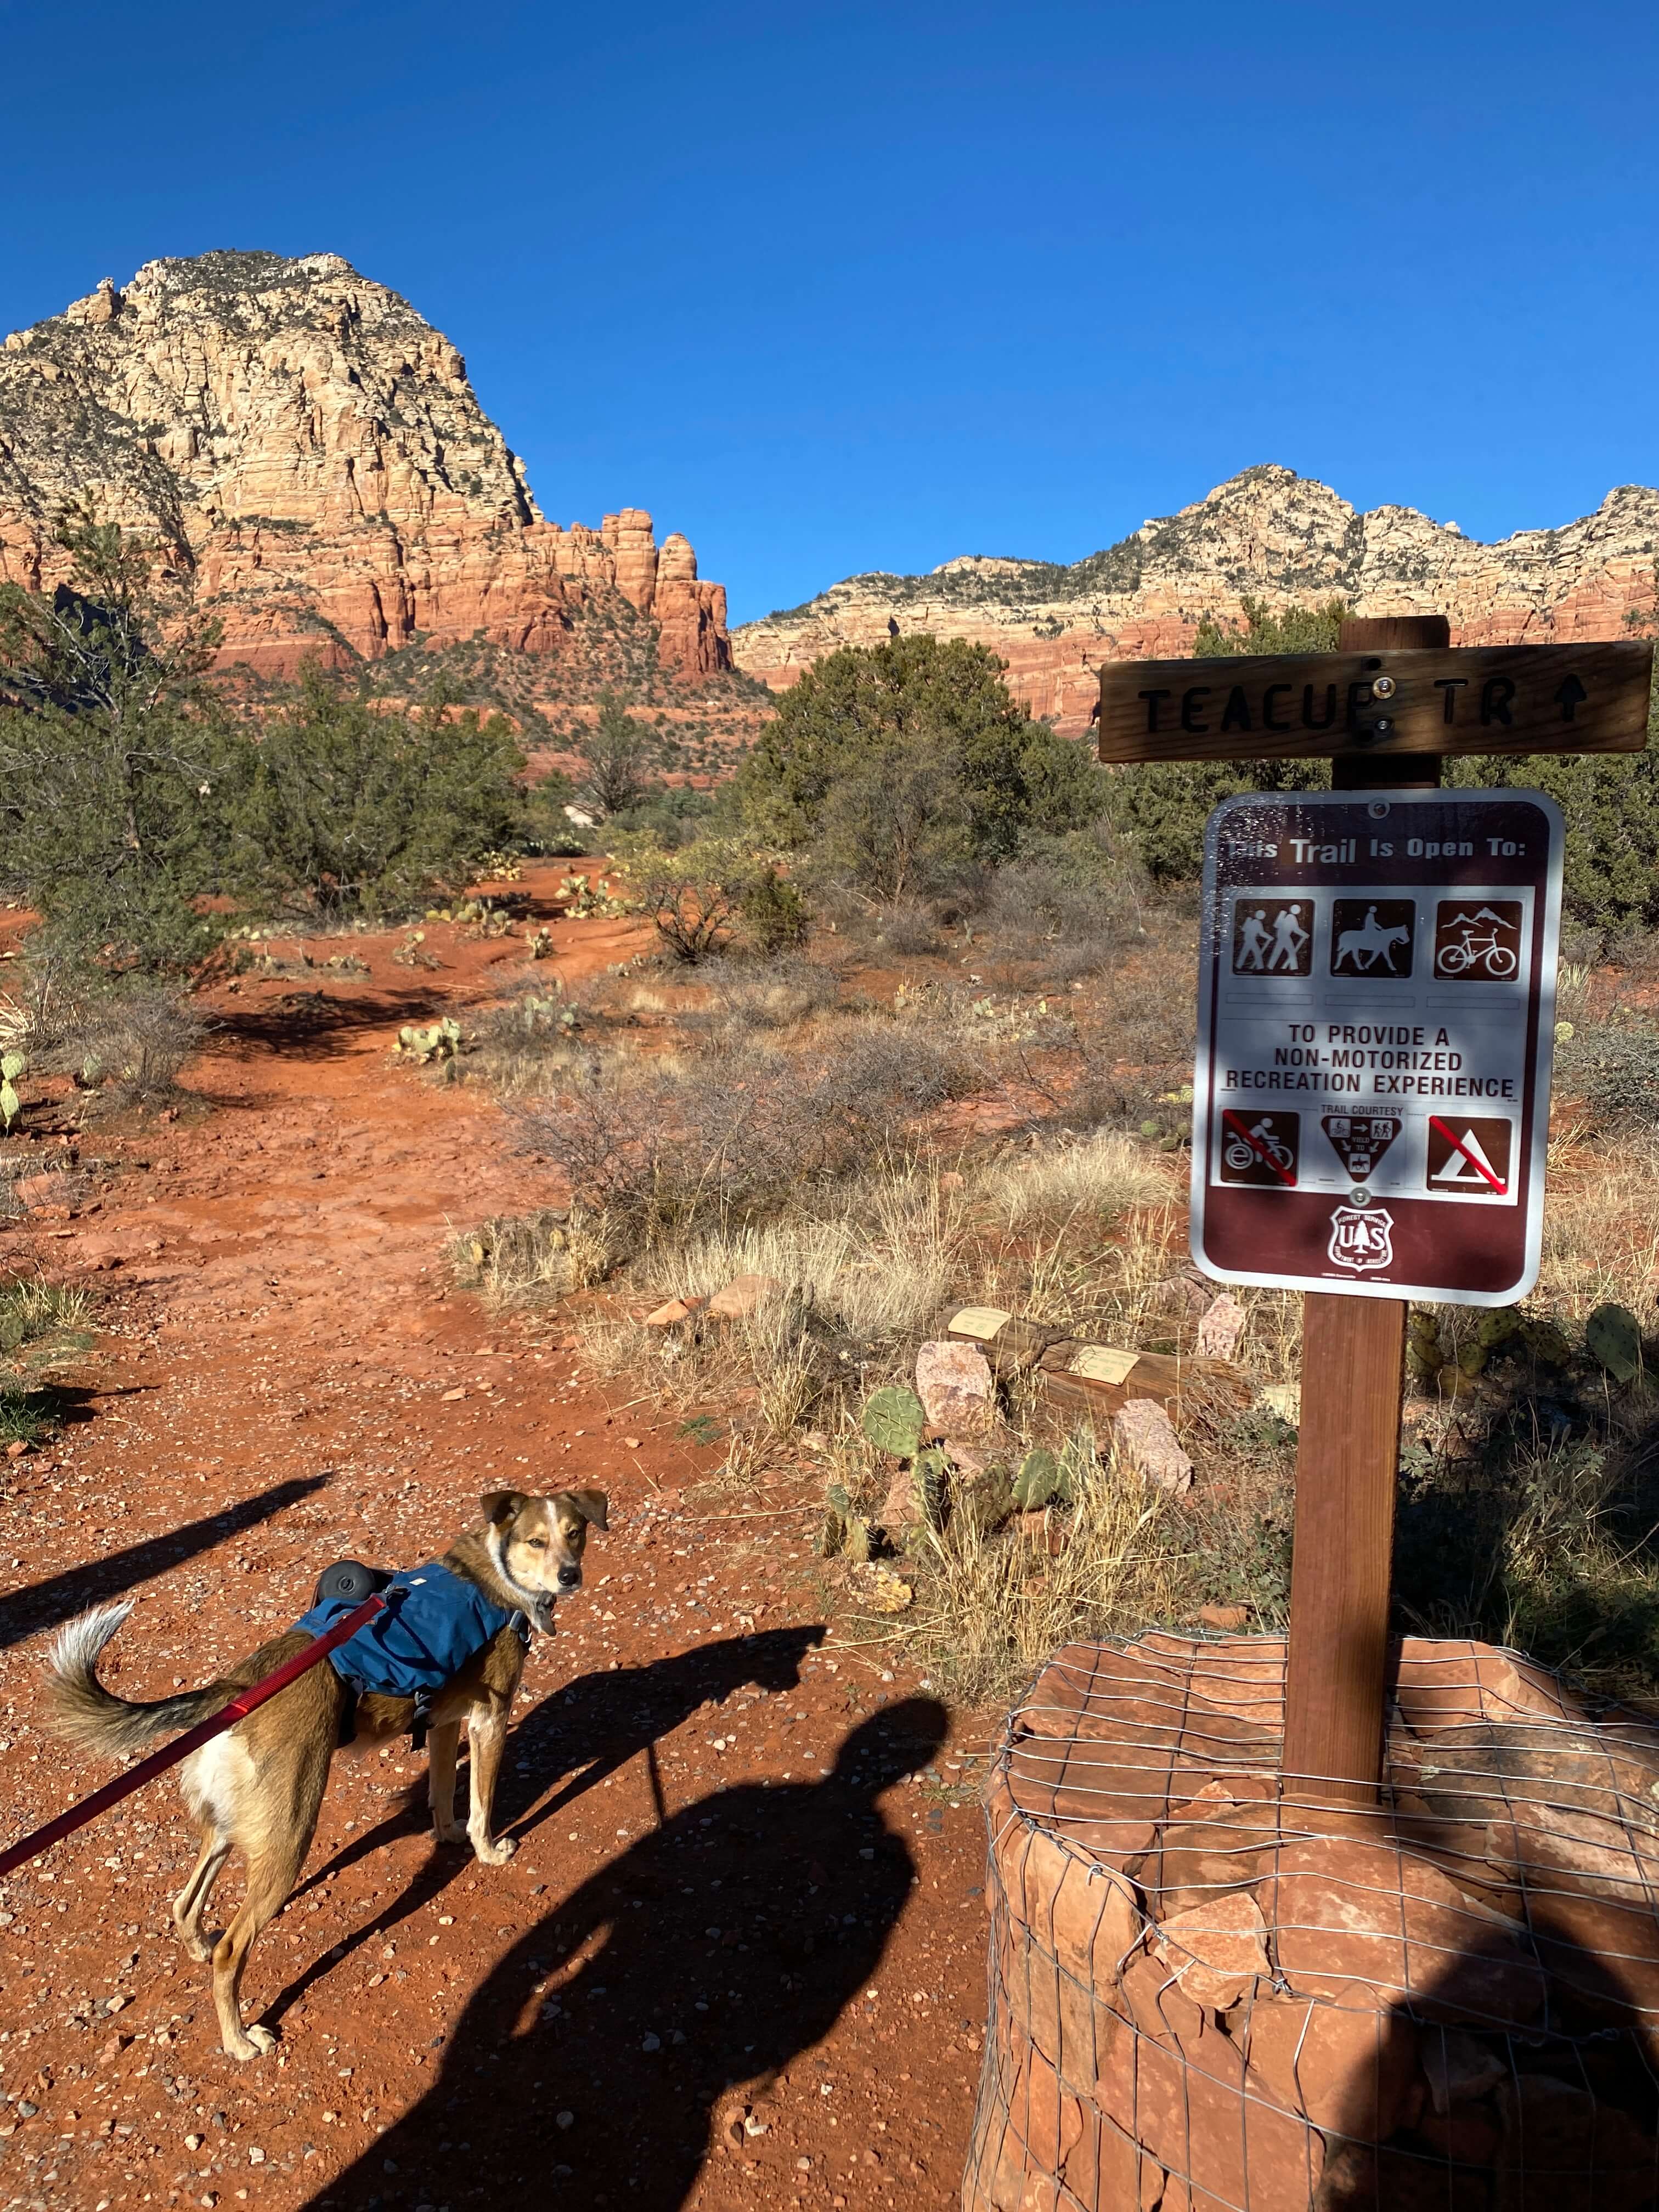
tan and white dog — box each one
[44,1487,606,2061]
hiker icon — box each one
[1330,899,1415,978]
[1233,899,1312,977]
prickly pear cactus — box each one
[1588,1302,1643,1384]
[1520,1316,1574,1368]
[957,1466,1014,1537]
[912,1446,947,1530]
[1011,1446,1059,1512]
[393,1017,464,1066]
[1406,1309,1443,1381]
[0,1049,25,1134]
[861,1386,926,1459]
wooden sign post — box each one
[1098,617,1654,1810]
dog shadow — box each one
[303,1695,949,2212]
[267,1627,827,2028]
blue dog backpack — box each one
[292,1561,520,1699]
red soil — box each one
[0,874,991,2212]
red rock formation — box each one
[735,466,1659,732]
[0,252,731,684]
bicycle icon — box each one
[1433,902,1521,981]
[1218,1109,1300,1187]
[1224,1119,1295,1174]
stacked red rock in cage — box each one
[963,1633,1659,2211]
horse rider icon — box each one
[1333,902,1412,976]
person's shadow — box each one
[306,1696,948,2211]
[269,1628,831,2022]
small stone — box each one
[1195,1291,1247,1361]
[879,1468,918,1531]
[1153,1890,1270,2008]
[641,2033,661,2052]
[706,1274,786,1319]
[185,2135,204,2152]
[248,2148,266,2165]
[441,1387,466,1403]
[915,1339,994,1437]
[555,2111,574,2131]
[623,1437,642,1450]
[1111,1397,1192,1498]
[5,1440,30,1461]
[644,1297,704,1329]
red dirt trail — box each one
[0,881,991,2212]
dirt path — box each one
[0,888,992,2212]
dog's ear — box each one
[479,1490,529,1529]
[565,1488,609,1532]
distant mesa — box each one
[732,464,1659,733]
[0,250,730,683]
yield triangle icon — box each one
[1320,1113,1401,1181]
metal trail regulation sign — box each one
[1190,788,1564,1305]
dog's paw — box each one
[432,1821,468,1847]
[228,2024,278,2062]
[471,1833,517,1866]
[182,1936,213,1963]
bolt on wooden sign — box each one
[1191,790,1564,1304]
[1097,642,1652,764]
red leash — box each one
[0,1593,386,1883]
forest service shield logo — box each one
[1327,1204,1394,1274]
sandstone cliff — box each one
[0,251,731,682]
[733,465,1659,732]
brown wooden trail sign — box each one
[1097,639,1652,764]
[1096,614,1655,1813]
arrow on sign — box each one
[1555,675,1588,721]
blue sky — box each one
[2,0,1656,624]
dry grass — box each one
[871,1435,1198,1702]
[979,1130,1169,1232]
[453,909,1659,1708]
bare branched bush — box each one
[873,902,944,957]
[690,952,840,1037]
[984,857,1143,981]
[513,1023,977,1244]
[24,978,206,1110]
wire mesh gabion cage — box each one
[962,1633,1659,2212]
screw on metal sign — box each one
[1191,789,1564,1305]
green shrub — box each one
[739,866,810,951]
[1555,1013,1659,1127]
[235,667,524,921]
[734,636,1102,894]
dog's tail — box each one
[43,1605,232,1757]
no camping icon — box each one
[1425,1115,1513,1198]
